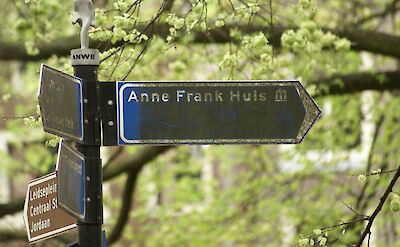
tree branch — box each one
[332,28,400,59]
[2,24,400,60]
[103,146,172,181]
[0,198,24,218]
[103,147,124,170]
[353,0,400,26]
[355,165,400,246]
[355,114,385,210]
[108,169,141,244]
[314,71,400,97]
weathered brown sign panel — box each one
[23,172,76,243]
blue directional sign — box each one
[57,140,86,220]
[38,64,84,142]
[116,81,321,145]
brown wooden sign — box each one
[23,172,76,243]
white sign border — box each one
[116,81,320,145]
[23,172,76,244]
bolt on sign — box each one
[23,172,76,244]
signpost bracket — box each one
[82,155,103,224]
[99,82,117,146]
[81,77,102,146]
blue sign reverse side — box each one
[39,64,84,141]
[117,81,321,145]
[57,140,86,220]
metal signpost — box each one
[25,1,322,246]
[23,173,76,244]
[70,47,103,247]
[67,231,107,247]
[68,1,103,246]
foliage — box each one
[0,0,400,246]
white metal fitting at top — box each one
[72,0,95,49]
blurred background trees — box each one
[0,0,400,246]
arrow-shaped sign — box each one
[101,80,321,145]
[38,64,84,142]
[23,173,76,244]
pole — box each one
[70,2,103,246]
[72,50,103,247]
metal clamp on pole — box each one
[71,1,103,246]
